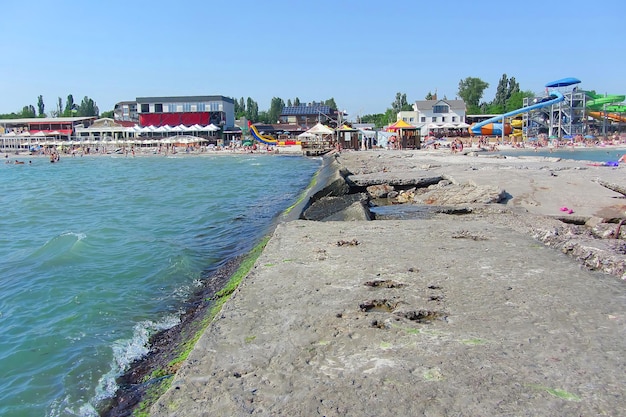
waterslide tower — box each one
[522,78,587,138]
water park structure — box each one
[247,121,301,147]
[470,78,572,137]
[470,77,626,140]
[522,78,585,139]
[248,121,278,145]
[585,93,626,133]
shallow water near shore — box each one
[487,146,626,162]
[0,154,320,416]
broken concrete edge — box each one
[281,153,372,222]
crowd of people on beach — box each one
[7,139,281,159]
[420,131,626,154]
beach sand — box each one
[144,149,626,416]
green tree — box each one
[506,90,534,112]
[323,98,338,110]
[492,74,521,111]
[360,113,388,129]
[384,108,396,125]
[245,97,258,122]
[233,97,246,119]
[257,110,270,124]
[37,95,45,117]
[56,97,63,117]
[485,103,505,114]
[268,97,285,124]
[20,105,36,118]
[63,94,76,116]
[294,97,301,106]
[0,111,20,119]
[100,110,114,119]
[425,91,434,100]
[457,77,489,109]
[77,96,99,117]
[391,92,411,113]
[286,99,292,107]
[234,97,246,119]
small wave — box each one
[25,231,88,267]
[91,315,180,406]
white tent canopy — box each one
[201,124,220,132]
[306,123,334,135]
[297,132,317,139]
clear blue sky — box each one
[1,0,624,120]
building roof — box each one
[136,95,234,104]
[414,99,466,111]
[281,104,332,116]
[0,116,96,124]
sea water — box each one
[0,153,320,417]
[492,146,626,163]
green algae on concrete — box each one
[131,235,271,416]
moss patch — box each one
[105,236,271,416]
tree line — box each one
[360,74,535,128]
[0,94,106,119]
[232,96,338,124]
[1,75,532,125]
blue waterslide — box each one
[470,91,565,135]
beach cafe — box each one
[0,116,96,152]
[386,119,420,149]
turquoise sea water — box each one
[492,146,626,163]
[0,153,320,416]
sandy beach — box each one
[137,149,626,416]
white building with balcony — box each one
[398,99,467,136]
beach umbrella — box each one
[584,135,595,139]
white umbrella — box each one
[18,131,31,137]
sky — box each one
[1,0,624,120]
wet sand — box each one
[148,150,626,416]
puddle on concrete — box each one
[369,204,440,220]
